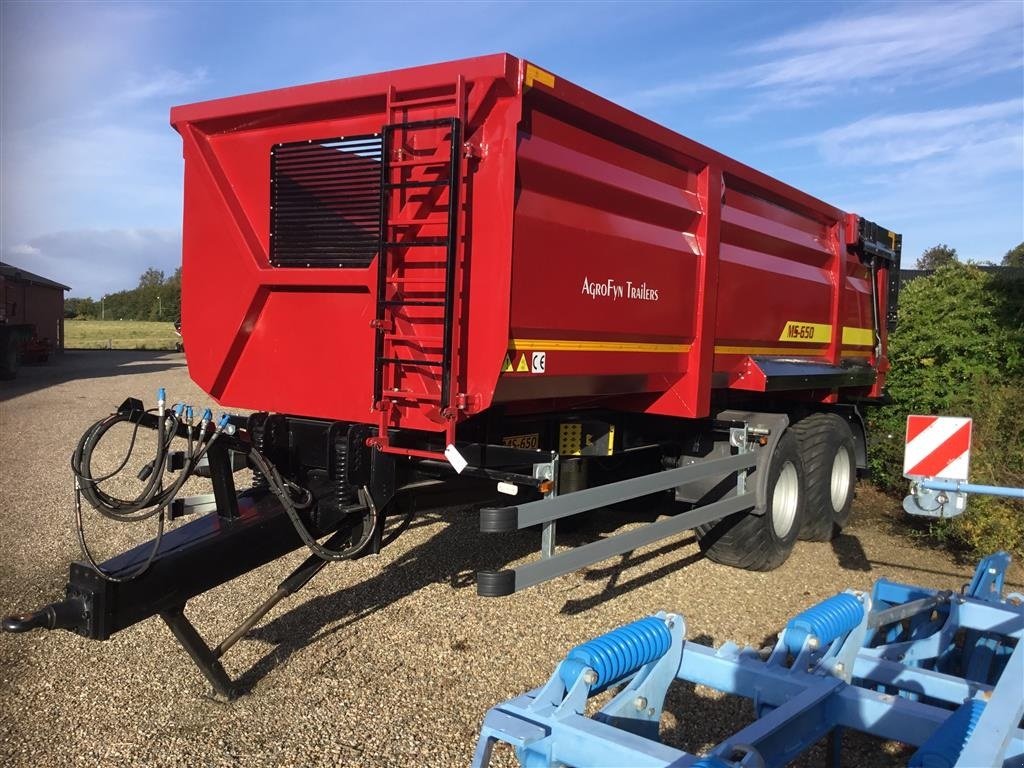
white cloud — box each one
[789,99,1024,167]
[108,68,209,105]
[1,120,184,245]
[635,2,1022,107]
[0,4,200,246]
[5,244,40,257]
[790,99,1024,265]
[2,229,182,298]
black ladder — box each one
[372,116,462,433]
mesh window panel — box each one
[270,134,383,268]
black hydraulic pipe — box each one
[212,528,353,658]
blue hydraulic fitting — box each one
[202,408,212,423]
[173,403,184,417]
[217,414,231,430]
[909,698,985,767]
[157,388,166,409]
[559,616,672,693]
[185,406,194,424]
[784,593,864,655]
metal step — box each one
[388,93,457,109]
[388,157,449,169]
[382,238,449,247]
[384,334,444,344]
[379,390,442,403]
[380,299,445,307]
[378,357,442,368]
[383,179,449,190]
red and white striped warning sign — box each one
[903,415,972,480]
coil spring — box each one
[335,432,356,507]
[251,417,269,490]
[909,699,985,768]
[558,616,672,692]
[784,592,864,654]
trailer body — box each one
[170,53,899,442]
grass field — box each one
[64,320,180,350]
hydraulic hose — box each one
[247,448,379,562]
[70,401,223,582]
[72,392,379,578]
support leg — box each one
[829,726,843,768]
[161,606,237,702]
[207,442,240,520]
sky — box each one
[1,0,1021,298]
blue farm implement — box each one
[474,552,1024,768]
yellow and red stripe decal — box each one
[509,338,688,353]
[506,329,873,360]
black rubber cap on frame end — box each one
[477,570,516,597]
[480,506,518,533]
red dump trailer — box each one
[4,54,901,698]
[172,53,896,437]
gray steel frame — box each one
[481,451,756,531]
[477,450,757,596]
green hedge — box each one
[867,264,1024,557]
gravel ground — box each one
[1,351,1020,767]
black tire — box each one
[790,413,856,541]
[696,430,806,571]
[0,339,18,380]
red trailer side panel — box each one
[499,61,882,418]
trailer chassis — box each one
[3,395,797,698]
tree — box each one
[63,267,182,321]
[1004,242,1024,268]
[866,263,1024,557]
[64,297,97,318]
[916,244,958,269]
[138,268,165,288]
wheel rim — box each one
[830,448,852,513]
[772,461,799,538]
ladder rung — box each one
[389,94,456,109]
[389,158,449,169]
[381,391,442,403]
[383,239,448,248]
[378,357,443,368]
[381,299,446,307]
[385,334,444,344]
[384,180,449,190]
[386,277,446,285]
[388,218,449,227]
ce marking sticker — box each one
[531,351,546,374]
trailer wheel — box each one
[791,414,856,541]
[696,431,806,571]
